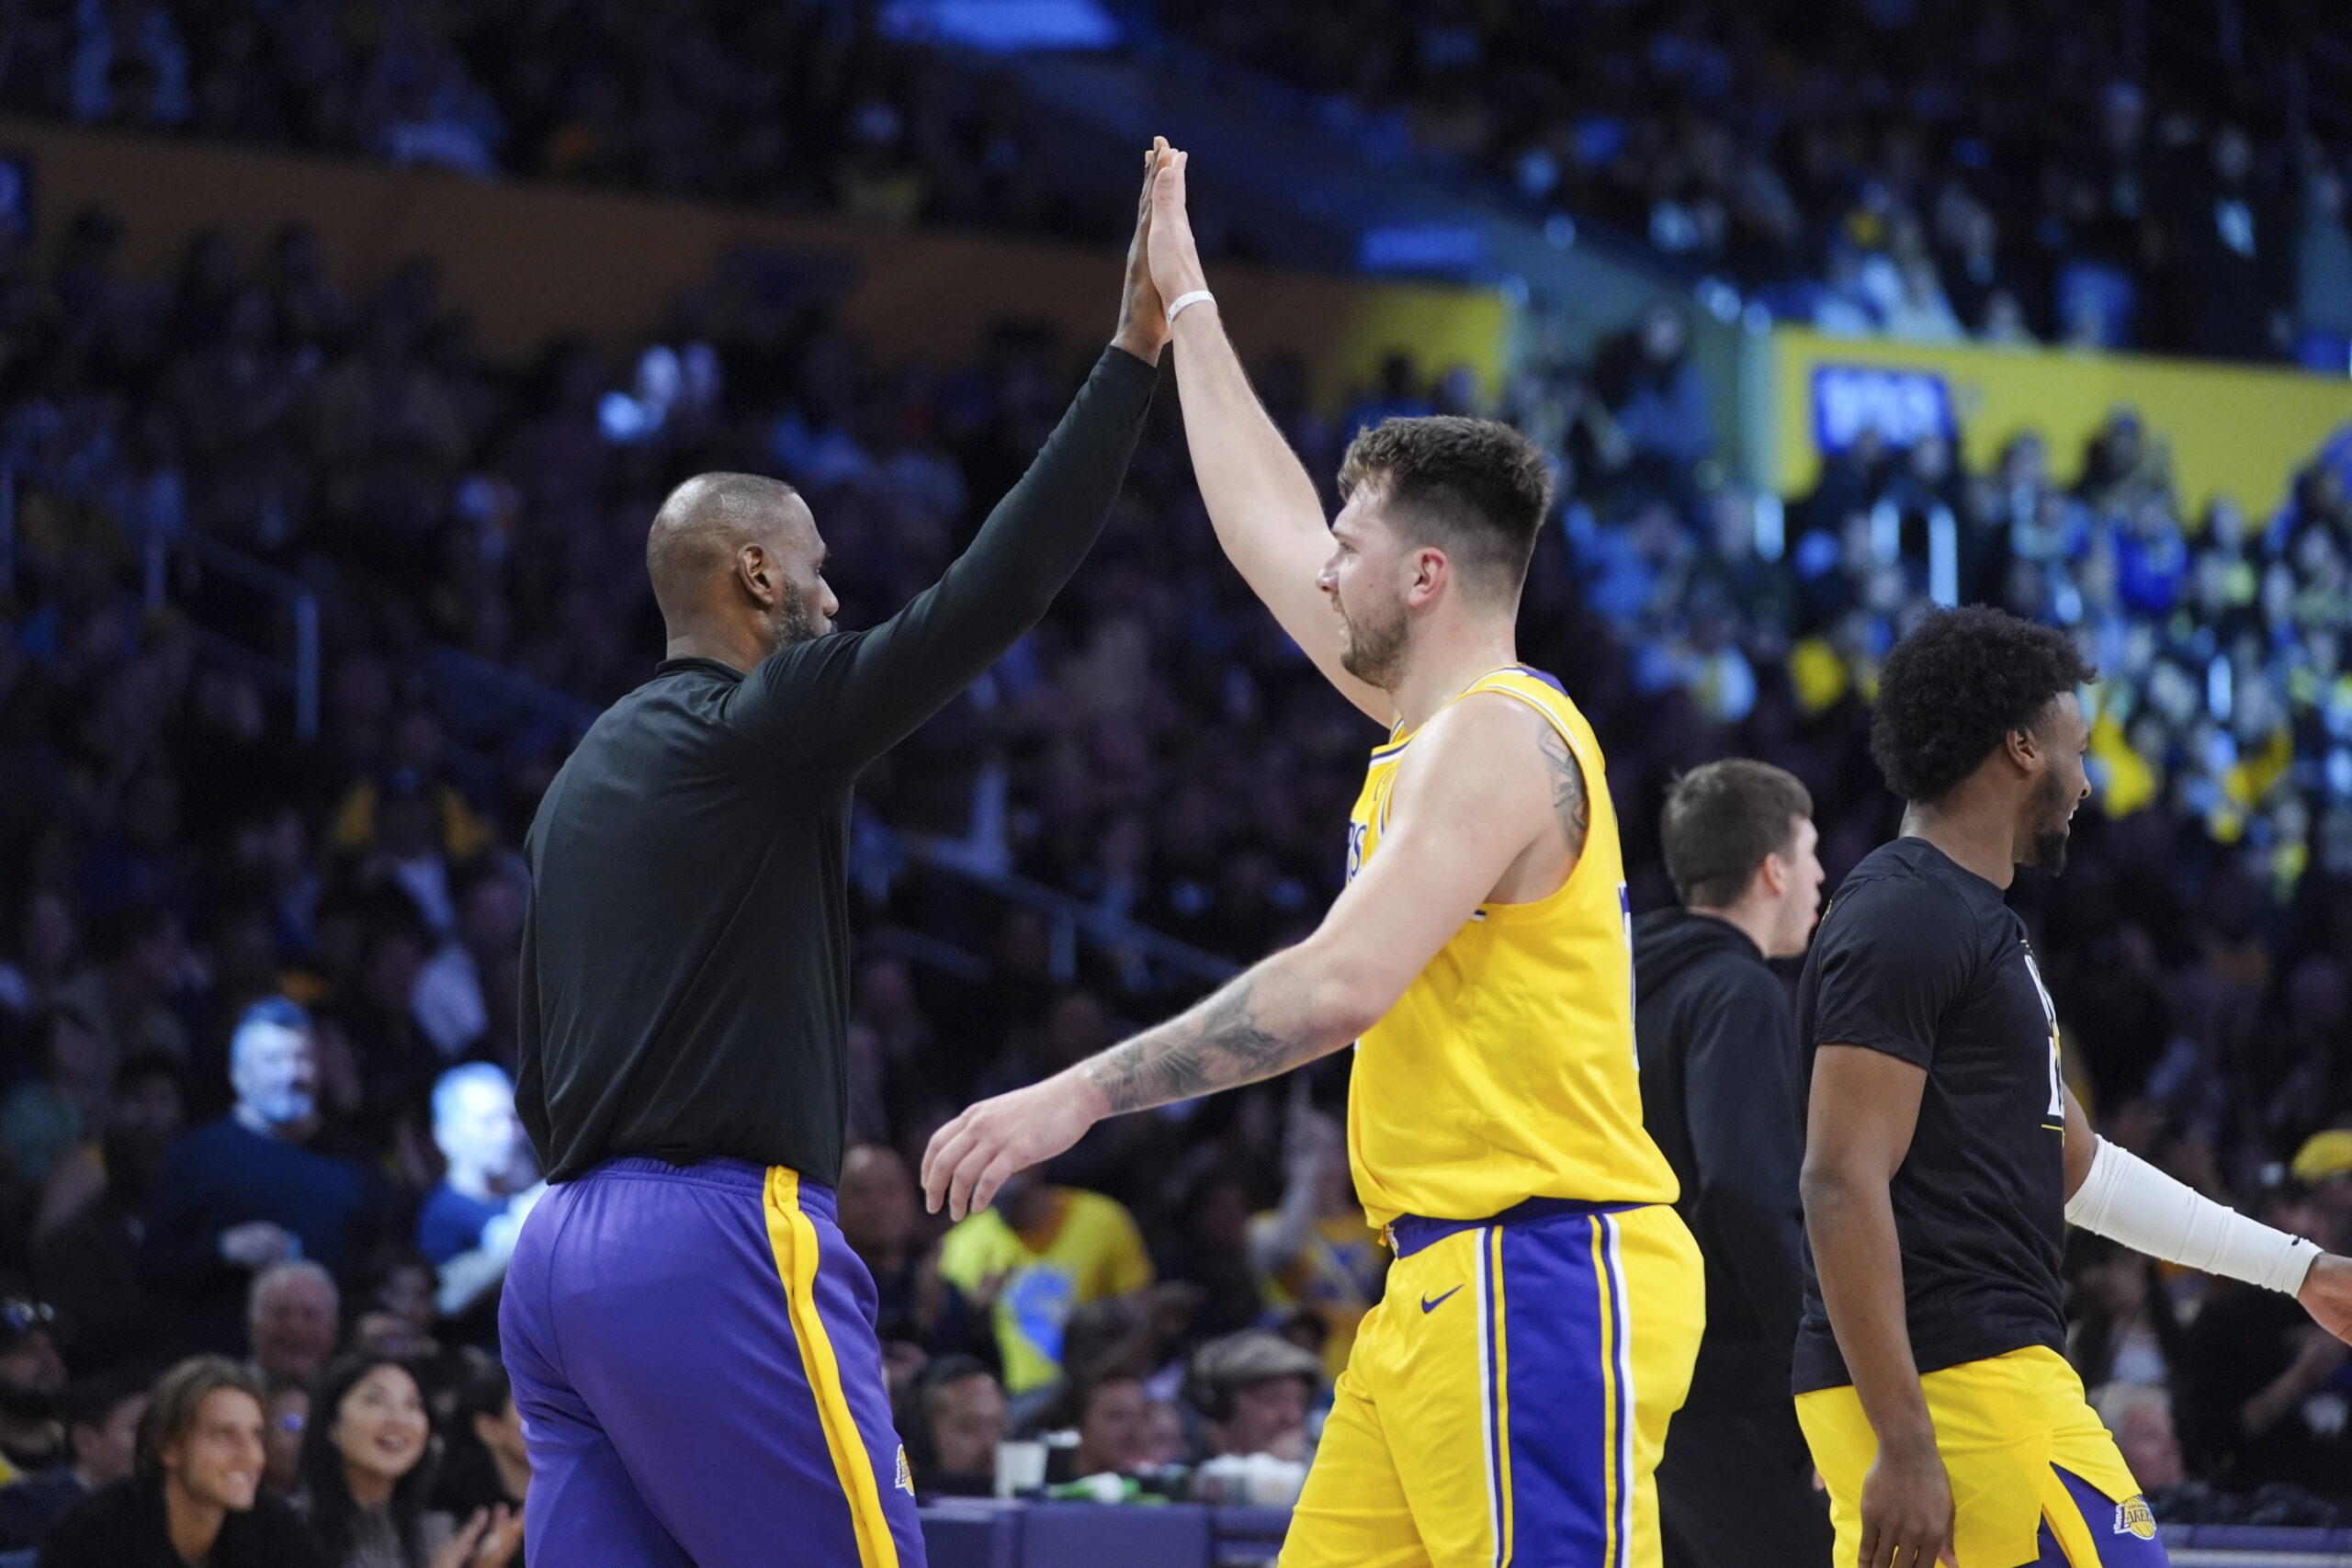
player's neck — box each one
[1688,899,1775,960]
[664,620,770,674]
[1390,624,1520,733]
[1899,799,2017,890]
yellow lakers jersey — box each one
[1344,666,1679,1228]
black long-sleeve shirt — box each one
[517,346,1157,1186]
[1633,908,1810,1412]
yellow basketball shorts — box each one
[1796,1345,2167,1568]
[1281,1200,1702,1568]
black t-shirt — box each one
[1792,837,2069,1393]
[38,1477,323,1568]
[2175,1282,2352,1499]
[517,347,1156,1188]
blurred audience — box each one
[1184,1331,1323,1463]
[37,1356,320,1568]
[1067,1372,1154,1479]
[0,1365,140,1547]
[245,1262,339,1396]
[144,1002,374,1354]
[0,0,1111,244]
[428,1365,526,1533]
[2175,1174,2352,1500]
[1170,0,2346,359]
[907,1354,1004,1501]
[938,1170,1154,1395]
[415,1065,538,1321]
[293,1353,519,1568]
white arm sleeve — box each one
[2065,1135,2323,1294]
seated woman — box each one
[295,1355,521,1568]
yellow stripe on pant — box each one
[763,1168,901,1568]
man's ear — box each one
[1407,547,1450,607]
[2007,723,2043,774]
[1756,852,1789,898]
[737,543,776,606]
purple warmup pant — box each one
[501,1156,927,1567]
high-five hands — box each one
[1112,139,1174,365]
[1146,141,1210,321]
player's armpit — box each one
[2060,1084,2098,1200]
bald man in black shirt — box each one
[501,146,1172,1568]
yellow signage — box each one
[1766,327,2352,516]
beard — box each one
[2018,770,2074,875]
[2022,829,2070,875]
[765,592,821,655]
[1336,595,1410,688]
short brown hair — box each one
[1661,760,1813,908]
[137,1355,264,1483]
[1337,415,1554,603]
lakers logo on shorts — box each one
[895,1445,916,1495]
[2112,1496,2156,1540]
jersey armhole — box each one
[1453,681,1600,917]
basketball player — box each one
[924,144,1702,1568]
[1799,605,2352,1568]
[499,148,1171,1568]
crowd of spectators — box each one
[0,0,1117,243]
[23,0,2352,369]
[1172,0,2352,364]
[2,165,2352,1552]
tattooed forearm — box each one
[1085,969,1327,1115]
[1536,725,1590,862]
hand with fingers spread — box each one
[922,1075,1105,1221]
[1856,1437,1958,1568]
[1112,138,1175,365]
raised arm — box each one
[735,148,1169,769]
[1146,149,1396,725]
[1802,1046,1957,1568]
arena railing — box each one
[0,465,321,737]
[845,810,1242,995]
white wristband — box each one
[2066,1135,2323,1295]
[1166,289,1215,325]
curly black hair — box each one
[1870,606,2097,804]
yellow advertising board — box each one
[1766,327,2352,517]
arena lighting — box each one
[1356,224,1488,276]
[1753,494,1784,563]
[876,0,1122,53]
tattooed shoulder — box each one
[1534,723,1590,862]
